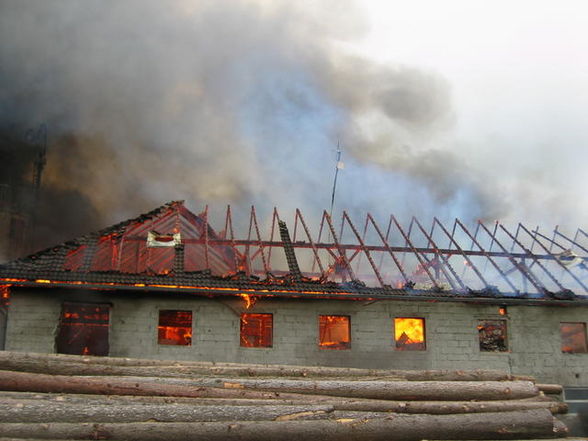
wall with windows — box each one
[4,287,588,386]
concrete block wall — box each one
[4,287,588,386]
[0,307,7,350]
[507,305,588,385]
[5,290,61,353]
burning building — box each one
[0,200,587,393]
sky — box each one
[0,0,587,249]
[354,0,588,226]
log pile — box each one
[0,351,570,440]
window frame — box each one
[477,319,508,353]
[393,317,426,351]
[560,322,588,354]
[157,309,193,346]
[56,302,111,356]
[240,313,273,348]
[318,314,351,350]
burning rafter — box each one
[1,201,587,299]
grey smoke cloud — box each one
[0,0,562,253]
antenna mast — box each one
[329,141,343,218]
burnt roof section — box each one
[1,201,588,303]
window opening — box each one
[478,319,508,352]
[319,315,350,350]
[158,310,192,346]
[561,322,588,353]
[56,303,110,356]
[394,317,426,351]
[147,232,181,247]
[240,313,273,348]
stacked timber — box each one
[0,351,569,440]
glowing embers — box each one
[394,318,426,351]
[561,322,588,353]
[478,319,508,352]
[56,303,110,356]
[158,310,192,346]
[240,313,273,348]
[0,285,9,307]
[319,315,350,350]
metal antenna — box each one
[329,141,343,218]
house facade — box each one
[1,201,587,387]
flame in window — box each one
[319,315,350,350]
[561,322,588,353]
[240,313,272,348]
[56,303,110,356]
[395,318,425,351]
[158,310,192,346]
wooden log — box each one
[0,409,564,441]
[170,377,541,401]
[0,360,522,382]
[0,351,518,381]
[0,439,578,441]
[0,370,305,400]
[0,401,334,423]
[0,391,568,414]
[0,370,540,401]
[0,389,363,407]
[0,391,294,406]
[552,418,569,437]
[537,384,564,395]
[333,398,568,414]
[0,358,518,382]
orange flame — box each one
[319,315,351,349]
[0,285,10,307]
[395,318,425,350]
[158,310,192,346]
[240,313,272,347]
[0,277,380,301]
[239,293,256,309]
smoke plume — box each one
[0,0,569,254]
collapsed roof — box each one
[1,201,587,305]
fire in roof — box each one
[0,200,587,301]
